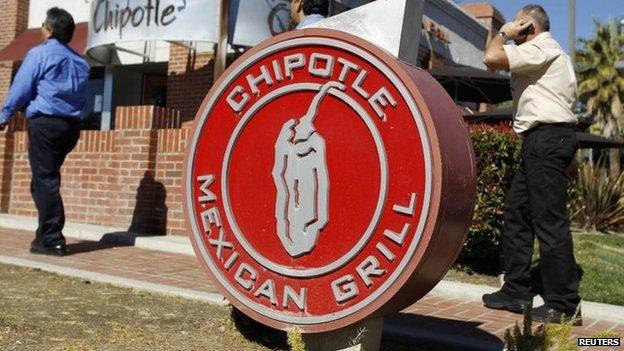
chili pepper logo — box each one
[272,81,346,257]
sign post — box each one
[213,0,229,79]
[184,28,476,347]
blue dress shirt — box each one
[0,39,90,124]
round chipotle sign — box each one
[185,29,476,333]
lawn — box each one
[446,233,624,306]
[0,264,272,351]
[573,233,624,306]
[0,264,429,351]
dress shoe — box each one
[532,304,582,325]
[482,290,532,313]
[30,240,67,256]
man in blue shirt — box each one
[291,0,328,29]
[0,8,90,256]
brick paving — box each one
[0,226,622,351]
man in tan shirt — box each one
[481,4,581,325]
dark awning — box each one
[577,132,624,149]
[0,22,88,61]
[428,64,512,104]
[463,108,514,123]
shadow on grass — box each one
[454,259,501,276]
[229,308,508,351]
[384,313,504,351]
[230,307,288,350]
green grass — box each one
[448,233,624,306]
[0,264,278,351]
[572,233,624,306]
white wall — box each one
[28,0,93,28]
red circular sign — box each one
[185,29,476,333]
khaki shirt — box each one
[503,32,578,134]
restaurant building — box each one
[0,0,503,235]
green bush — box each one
[458,123,521,273]
[504,311,550,351]
[504,308,587,351]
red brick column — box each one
[153,120,191,235]
[0,126,16,212]
[112,106,183,235]
[0,114,26,212]
[0,0,29,210]
[0,0,29,103]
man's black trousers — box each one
[501,124,581,312]
[28,116,80,246]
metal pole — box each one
[214,0,230,79]
[569,0,576,64]
[398,0,425,66]
[101,64,114,131]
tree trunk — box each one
[609,148,621,177]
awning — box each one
[428,64,512,104]
[0,22,88,61]
[463,108,514,123]
[577,132,624,149]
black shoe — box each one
[482,290,532,313]
[531,304,582,326]
[30,240,67,256]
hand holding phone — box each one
[519,21,535,36]
[501,19,534,40]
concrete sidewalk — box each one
[0,224,622,351]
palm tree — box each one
[576,20,624,176]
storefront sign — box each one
[184,29,476,333]
[87,0,219,50]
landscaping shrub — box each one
[504,311,550,351]
[504,308,594,351]
[458,123,521,273]
[569,162,624,232]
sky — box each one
[468,0,623,53]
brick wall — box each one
[0,0,29,103]
[0,106,191,235]
[167,44,215,123]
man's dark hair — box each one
[45,7,75,44]
[521,4,550,32]
[302,0,329,17]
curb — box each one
[2,214,624,324]
[0,255,227,306]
